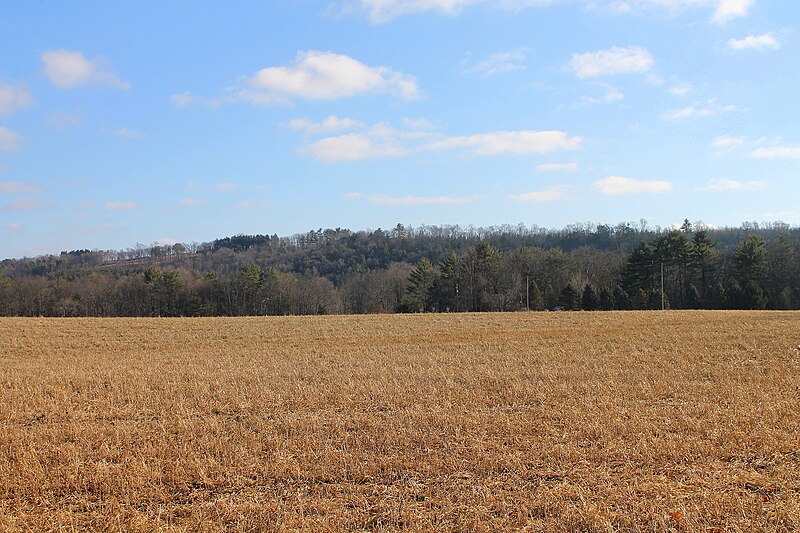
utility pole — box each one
[661,261,665,311]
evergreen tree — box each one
[613,286,631,310]
[529,279,544,310]
[404,258,437,312]
[599,287,614,310]
[732,234,768,309]
[560,284,580,310]
[581,284,599,311]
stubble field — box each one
[1,311,799,531]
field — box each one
[1,312,799,531]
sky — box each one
[1,0,798,258]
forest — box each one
[1,220,798,316]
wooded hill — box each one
[1,221,798,316]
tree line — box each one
[1,221,798,316]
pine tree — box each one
[404,258,437,312]
[560,284,580,310]
[581,284,599,311]
[599,287,614,310]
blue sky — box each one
[1,0,798,258]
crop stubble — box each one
[1,311,799,531]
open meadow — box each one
[1,311,799,531]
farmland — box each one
[1,312,799,531]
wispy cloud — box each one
[0,127,24,153]
[350,0,554,24]
[0,181,45,194]
[594,175,672,195]
[582,84,625,105]
[751,146,800,159]
[710,135,745,155]
[287,115,366,135]
[48,112,82,131]
[113,127,145,139]
[425,130,582,156]
[0,83,33,115]
[662,98,737,121]
[463,50,527,77]
[367,194,473,205]
[587,0,755,25]
[180,199,208,206]
[104,201,139,211]
[697,178,764,191]
[507,186,564,202]
[728,32,780,51]
[298,121,582,163]
[170,91,199,108]
[568,45,653,79]
[302,134,409,162]
[235,200,270,209]
[3,222,22,230]
[41,50,130,90]
[667,82,693,95]
[3,198,48,211]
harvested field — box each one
[1,311,799,531]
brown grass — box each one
[1,311,799,531]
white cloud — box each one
[425,130,581,155]
[507,186,564,202]
[170,92,198,108]
[582,85,625,105]
[41,50,130,90]
[114,127,145,139]
[3,198,47,211]
[464,50,527,77]
[662,98,737,121]
[728,32,780,51]
[697,178,763,191]
[155,238,178,246]
[667,82,693,95]
[588,0,754,24]
[367,194,473,205]
[235,200,270,209]
[342,192,364,200]
[0,181,45,194]
[248,50,418,101]
[48,112,82,131]
[401,117,437,130]
[710,135,745,154]
[104,201,139,211]
[302,134,409,162]
[355,0,554,23]
[712,0,754,24]
[0,84,33,115]
[0,127,24,153]
[297,118,580,162]
[569,45,653,78]
[180,199,208,206]
[751,146,800,159]
[594,175,672,195]
[536,162,578,172]
[287,115,366,135]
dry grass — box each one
[1,311,799,531]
